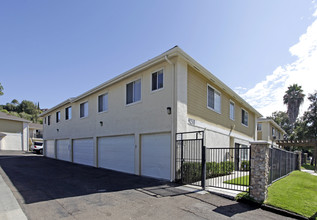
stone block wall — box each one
[249,141,271,203]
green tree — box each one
[283,84,305,126]
[0,83,3,96]
[303,92,317,139]
[18,100,38,115]
[11,99,19,105]
[268,111,292,136]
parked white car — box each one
[31,142,43,154]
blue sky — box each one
[1,0,316,116]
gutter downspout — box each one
[165,55,176,182]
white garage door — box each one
[1,133,22,151]
[45,140,55,158]
[56,139,71,162]
[98,135,135,174]
[141,133,171,180]
[73,138,94,166]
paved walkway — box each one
[0,173,27,220]
[302,168,317,176]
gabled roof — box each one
[40,46,262,117]
[0,112,31,123]
[258,118,286,134]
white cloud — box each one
[237,9,317,117]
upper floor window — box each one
[80,102,88,118]
[272,127,275,136]
[56,111,61,123]
[98,93,108,112]
[152,70,163,91]
[44,117,46,124]
[126,79,141,105]
[65,106,72,120]
[241,109,249,126]
[48,115,51,125]
[207,85,221,113]
[229,101,235,120]
[257,123,262,131]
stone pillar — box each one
[250,141,271,203]
[303,153,308,165]
[295,151,302,171]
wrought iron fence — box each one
[268,147,297,184]
[175,131,204,187]
[176,131,250,192]
[205,147,250,192]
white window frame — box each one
[207,84,221,114]
[229,100,235,121]
[151,69,164,92]
[257,123,262,131]
[126,78,142,106]
[56,111,61,123]
[241,108,249,127]
[98,93,108,113]
[80,101,88,118]
[65,106,72,120]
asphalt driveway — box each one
[0,151,294,220]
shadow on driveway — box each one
[0,153,187,204]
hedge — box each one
[179,161,234,183]
[240,160,250,171]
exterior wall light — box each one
[56,129,59,132]
[100,121,103,126]
[167,107,171,115]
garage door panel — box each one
[141,133,170,180]
[56,139,71,162]
[98,135,134,174]
[1,133,22,151]
[45,140,55,158]
[73,138,94,166]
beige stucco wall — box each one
[0,119,23,133]
[257,121,284,143]
[43,60,173,140]
[187,66,256,141]
[43,60,175,177]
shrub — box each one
[179,161,234,183]
[240,160,250,171]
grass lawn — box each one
[265,171,317,219]
[223,175,249,186]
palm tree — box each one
[283,84,305,126]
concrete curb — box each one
[261,204,308,220]
[205,189,309,220]
[0,174,27,220]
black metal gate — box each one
[176,131,250,192]
[175,131,205,187]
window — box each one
[98,93,108,112]
[241,109,248,126]
[126,79,141,105]
[257,123,262,131]
[44,117,46,124]
[56,111,61,123]
[229,101,235,120]
[272,127,275,136]
[48,115,51,125]
[65,106,72,120]
[80,102,88,118]
[152,70,163,91]
[240,144,248,160]
[207,85,221,113]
